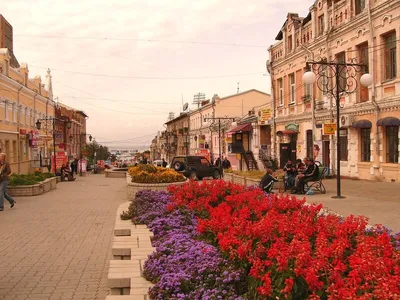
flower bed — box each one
[166,180,400,299]
[124,190,246,299]
[9,172,55,186]
[128,164,186,183]
[126,180,400,299]
[126,165,187,198]
[8,173,57,197]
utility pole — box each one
[193,93,206,109]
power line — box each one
[15,34,268,48]
[31,64,265,80]
[59,96,177,105]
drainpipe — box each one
[301,45,316,147]
[267,60,276,158]
[16,85,23,174]
[367,0,379,168]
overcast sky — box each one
[3,0,311,149]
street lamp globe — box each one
[303,71,316,85]
[360,73,373,87]
[231,121,237,128]
[35,120,41,130]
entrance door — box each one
[323,141,330,167]
[290,134,297,162]
[279,143,291,168]
[242,133,249,152]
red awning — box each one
[229,123,253,133]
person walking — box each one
[0,153,16,211]
[162,158,168,168]
[222,157,231,169]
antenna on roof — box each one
[237,82,240,94]
[193,93,206,108]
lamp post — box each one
[303,59,372,199]
[36,117,71,175]
[69,133,92,175]
[203,117,236,177]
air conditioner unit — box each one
[340,115,353,128]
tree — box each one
[86,140,111,163]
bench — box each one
[305,166,328,194]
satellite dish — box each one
[183,102,189,111]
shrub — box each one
[9,172,55,186]
[128,164,186,183]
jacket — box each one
[0,162,12,181]
[304,163,319,179]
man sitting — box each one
[291,158,319,194]
[61,164,75,181]
[259,168,279,193]
[283,159,296,189]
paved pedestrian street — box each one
[0,175,127,300]
[306,178,400,233]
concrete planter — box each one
[232,174,245,185]
[245,178,260,187]
[8,177,57,197]
[126,174,188,199]
[105,168,128,178]
[223,173,233,182]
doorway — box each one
[323,140,330,167]
[279,143,291,168]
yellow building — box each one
[0,48,55,174]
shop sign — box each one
[198,135,205,149]
[285,123,299,132]
[323,123,336,135]
[258,108,272,125]
[19,129,27,135]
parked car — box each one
[171,155,221,180]
[152,160,163,167]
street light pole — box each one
[303,59,373,199]
[204,117,236,178]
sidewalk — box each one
[0,175,127,300]
[303,178,400,233]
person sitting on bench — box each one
[259,168,279,193]
[291,158,319,194]
[61,164,75,181]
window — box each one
[287,35,292,52]
[306,130,313,158]
[30,109,33,126]
[278,79,283,106]
[4,101,8,121]
[360,128,371,162]
[12,103,16,122]
[339,129,348,161]
[289,74,295,104]
[386,126,399,163]
[24,108,28,125]
[336,52,346,93]
[318,15,324,36]
[355,0,365,15]
[384,32,397,80]
[358,43,369,102]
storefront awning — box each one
[377,117,400,127]
[276,130,297,136]
[229,123,253,133]
[352,119,372,129]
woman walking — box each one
[0,153,16,211]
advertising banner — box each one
[51,152,68,173]
[258,108,272,125]
[78,159,87,173]
[323,123,336,135]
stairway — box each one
[243,151,259,171]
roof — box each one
[229,123,253,133]
[164,112,189,125]
[217,89,270,101]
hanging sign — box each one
[323,123,336,135]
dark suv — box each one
[171,156,221,180]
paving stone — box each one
[0,175,127,300]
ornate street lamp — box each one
[303,59,372,198]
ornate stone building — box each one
[268,0,400,181]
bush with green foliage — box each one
[9,172,55,186]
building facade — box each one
[0,50,55,174]
[268,0,400,181]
